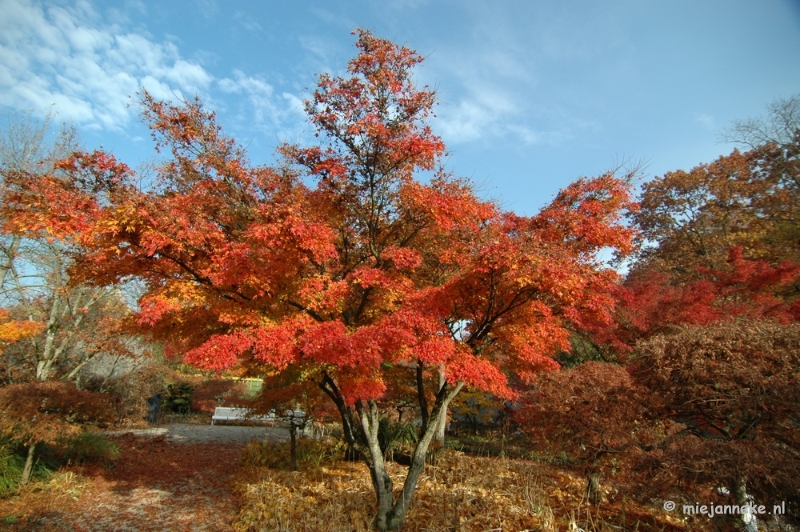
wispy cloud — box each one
[0,0,303,140]
[218,70,306,141]
[234,10,262,32]
[0,0,213,130]
[695,113,715,130]
[420,8,559,148]
[432,59,569,147]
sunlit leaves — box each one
[0,310,43,351]
[632,139,800,280]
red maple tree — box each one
[33,31,636,530]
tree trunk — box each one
[0,235,20,289]
[20,442,36,486]
[732,476,758,532]
[434,411,447,445]
[363,381,464,531]
[288,419,298,472]
[319,373,361,461]
[434,366,447,445]
[586,465,602,505]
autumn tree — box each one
[44,31,636,531]
[0,112,135,385]
[726,94,800,274]
[604,247,800,351]
[631,320,800,530]
[632,149,764,280]
[631,96,799,283]
[515,361,655,505]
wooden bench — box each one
[211,407,306,428]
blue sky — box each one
[1,0,799,215]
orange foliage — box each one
[26,30,636,530]
[0,309,43,350]
[632,142,799,280]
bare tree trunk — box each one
[434,365,447,446]
[20,443,36,486]
[288,419,298,472]
[367,381,464,531]
[586,464,602,505]
[322,367,466,531]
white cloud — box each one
[217,70,307,142]
[234,10,262,32]
[0,0,213,131]
[0,0,306,144]
[0,0,303,142]
[435,82,566,147]
[695,113,715,130]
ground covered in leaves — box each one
[233,443,686,532]
[0,431,694,532]
[0,433,244,531]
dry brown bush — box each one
[632,319,800,526]
[82,363,172,426]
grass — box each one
[0,440,58,498]
[61,433,120,465]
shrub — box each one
[190,379,249,413]
[165,382,194,414]
[0,442,23,498]
[0,439,56,497]
[377,418,418,458]
[82,362,172,425]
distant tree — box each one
[0,309,42,354]
[607,247,800,350]
[631,95,800,282]
[515,361,654,505]
[249,368,327,471]
[723,93,800,152]
[0,113,135,385]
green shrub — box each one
[0,443,23,498]
[165,382,195,414]
[377,418,418,457]
[61,433,120,465]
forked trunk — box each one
[360,381,464,531]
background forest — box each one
[0,30,798,532]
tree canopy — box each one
[17,30,637,530]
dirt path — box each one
[1,425,291,531]
[109,423,293,445]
